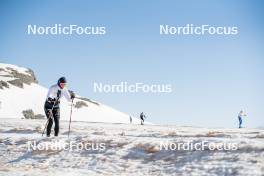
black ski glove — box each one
[70,91,75,99]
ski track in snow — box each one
[0,118,264,176]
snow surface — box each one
[1,63,263,175]
[0,118,264,176]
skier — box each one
[238,110,247,128]
[129,116,132,124]
[140,112,146,125]
[44,77,75,137]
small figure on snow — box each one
[129,116,132,124]
[140,112,146,125]
[44,77,75,137]
[238,110,247,128]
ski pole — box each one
[68,98,74,138]
[42,112,52,137]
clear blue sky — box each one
[0,0,263,127]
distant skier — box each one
[129,116,132,124]
[44,77,75,137]
[238,110,247,128]
[140,112,146,125]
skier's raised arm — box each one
[63,87,72,101]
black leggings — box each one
[44,105,60,136]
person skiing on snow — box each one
[238,110,247,128]
[140,112,146,125]
[129,116,132,124]
[44,77,75,137]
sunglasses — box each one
[59,83,67,87]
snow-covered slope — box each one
[0,119,264,176]
[0,63,141,124]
